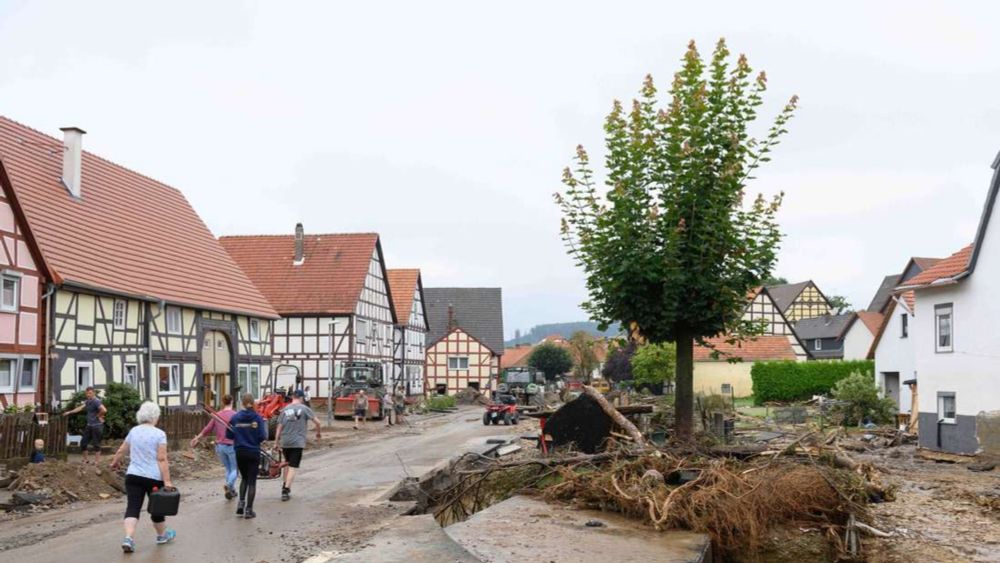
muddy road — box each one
[0,408,522,563]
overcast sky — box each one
[2,1,997,338]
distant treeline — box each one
[505,321,622,346]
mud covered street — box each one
[0,408,528,563]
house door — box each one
[883,372,900,409]
[202,330,231,409]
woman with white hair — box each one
[110,401,176,553]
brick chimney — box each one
[293,223,304,265]
[447,304,457,330]
[60,127,86,198]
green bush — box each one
[751,360,873,405]
[830,372,897,426]
[62,382,143,438]
[630,343,676,388]
[426,395,457,410]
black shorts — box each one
[282,447,303,468]
[124,474,165,522]
[81,425,103,452]
[354,408,366,418]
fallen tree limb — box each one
[855,521,892,538]
[583,385,645,445]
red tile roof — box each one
[386,269,420,324]
[500,345,534,369]
[902,290,915,312]
[694,335,797,362]
[0,117,278,318]
[220,233,381,316]
[855,311,884,336]
[901,244,974,289]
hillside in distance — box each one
[505,321,621,346]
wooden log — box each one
[583,385,645,445]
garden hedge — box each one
[750,360,873,405]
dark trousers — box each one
[124,474,165,523]
[80,424,103,452]
[235,448,260,509]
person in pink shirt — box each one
[190,394,238,499]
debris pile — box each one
[453,387,490,406]
[4,461,123,508]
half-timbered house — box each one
[386,269,428,396]
[424,288,504,396]
[767,280,834,322]
[220,226,398,402]
[0,117,278,409]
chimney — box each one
[60,127,86,198]
[447,304,457,330]
[293,223,304,265]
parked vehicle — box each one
[497,368,543,405]
[332,362,385,419]
[591,379,611,394]
[483,394,520,425]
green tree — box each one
[827,295,853,314]
[630,343,677,390]
[763,276,788,286]
[528,342,575,382]
[556,39,797,437]
[62,382,143,438]
[830,372,896,426]
[567,330,599,382]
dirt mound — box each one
[8,462,123,505]
[543,394,612,453]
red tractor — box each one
[483,394,520,425]
[332,362,386,420]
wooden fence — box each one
[157,409,210,451]
[0,414,68,461]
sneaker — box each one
[236,503,245,516]
[281,487,290,501]
[224,486,236,500]
[155,529,176,545]
[121,537,135,553]
[244,509,256,519]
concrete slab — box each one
[446,495,711,563]
[325,514,478,562]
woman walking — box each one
[190,394,238,499]
[227,393,267,519]
[110,401,176,553]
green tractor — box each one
[498,368,544,406]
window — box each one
[813,339,822,351]
[19,358,38,391]
[124,364,138,389]
[217,339,225,349]
[448,356,469,370]
[238,365,260,397]
[76,362,93,390]
[166,307,182,334]
[249,319,260,342]
[158,364,180,394]
[900,313,908,338]
[0,358,13,391]
[0,274,19,312]
[937,393,956,423]
[935,304,953,353]
[113,300,126,329]
[356,320,368,343]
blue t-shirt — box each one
[125,424,167,481]
[85,398,104,427]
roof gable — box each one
[220,232,380,316]
[424,287,504,354]
[765,281,810,312]
[0,116,277,318]
[386,269,426,328]
[898,244,973,290]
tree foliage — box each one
[830,372,897,426]
[827,295,853,314]
[602,341,636,383]
[62,382,143,438]
[631,343,677,388]
[556,39,797,436]
[567,331,600,381]
[762,276,788,286]
[528,343,575,382]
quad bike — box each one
[483,394,520,426]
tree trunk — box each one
[674,332,694,439]
[582,385,644,444]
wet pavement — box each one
[0,408,520,563]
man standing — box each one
[273,390,321,501]
[352,390,368,430]
[63,387,107,464]
[382,392,394,427]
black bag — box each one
[148,487,180,517]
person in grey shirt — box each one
[273,390,321,501]
[63,387,107,465]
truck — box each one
[332,361,386,419]
[497,367,544,406]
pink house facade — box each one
[0,179,45,408]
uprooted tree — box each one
[556,38,797,438]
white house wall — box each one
[873,302,915,414]
[842,322,874,361]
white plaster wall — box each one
[842,322,874,360]
[915,205,1000,416]
[874,303,915,413]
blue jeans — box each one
[216,443,237,490]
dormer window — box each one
[813,339,822,351]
